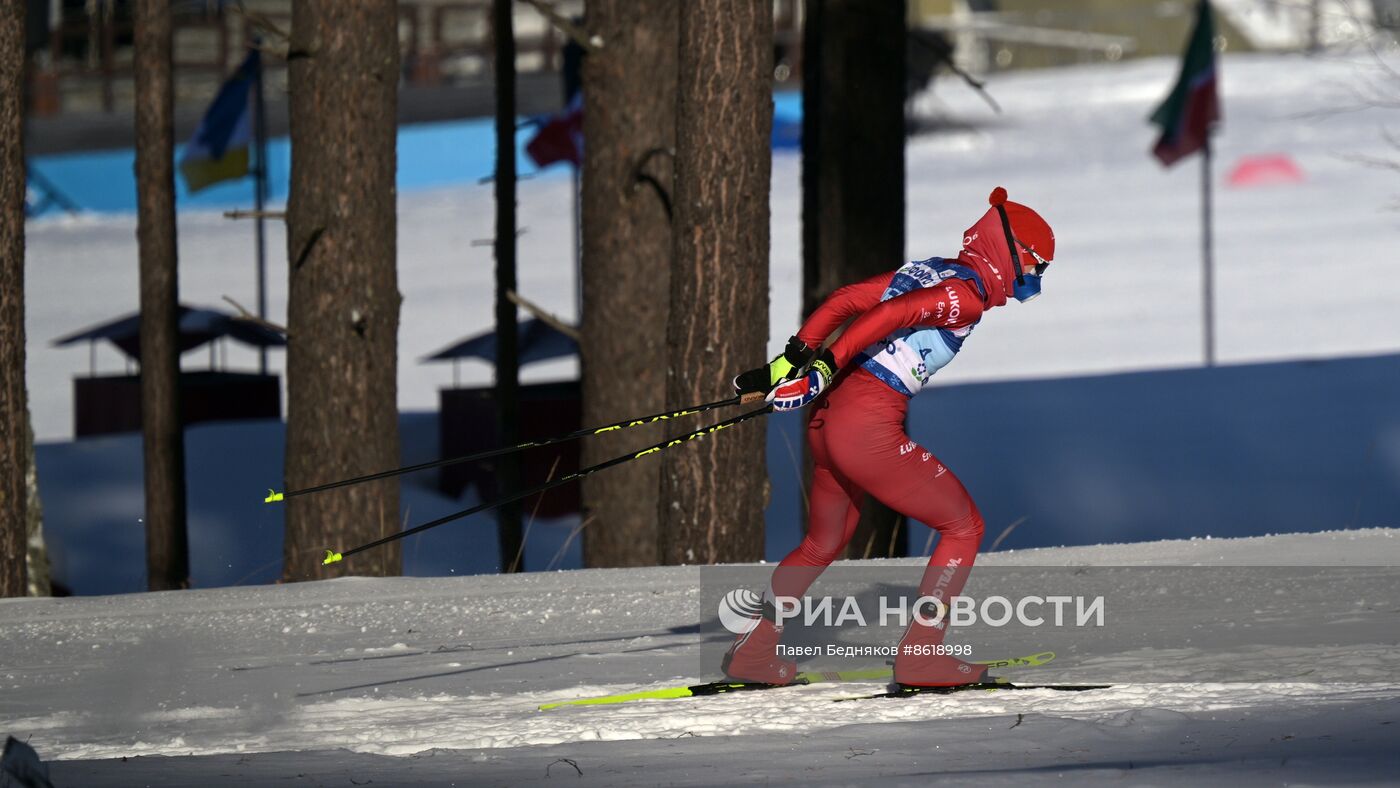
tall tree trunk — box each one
[802,0,908,560]
[0,0,28,598]
[133,0,189,590]
[579,0,677,568]
[25,407,49,596]
[492,0,523,572]
[283,0,402,581]
[659,0,772,566]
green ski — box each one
[537,651,1056,711]
[834,680,1112,702]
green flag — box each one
[1150,0,1220,166]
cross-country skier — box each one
[725,187,1055,688]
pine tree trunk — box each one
[579,0,677,568]
[802,0,908,560]
[0,0,28,598]
[133,0,189,590]
[659,0,772,566]
[283,0,402,581]
[25,407,49,596]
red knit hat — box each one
[988,186,1055,264]
[958,188,1057,307]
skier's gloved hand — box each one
[768,348,836,411]
[733,336,815,398]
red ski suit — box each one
[731,195,1049,685]
[768,271,987,620]
[767,193,1034,644]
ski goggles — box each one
[1015,240,1050,276]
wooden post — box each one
[1202,136,1215,367]
[253,47,269,375]
[493,0,523,572]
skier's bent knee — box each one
[793,535,843,566]
[938,510,985,544]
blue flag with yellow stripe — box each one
[179,49,258,193]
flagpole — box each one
[252,48,270,376]
[1202,134,1215,367]
[572,165,581,319]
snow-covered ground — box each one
[3,530,1398,784]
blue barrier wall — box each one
[27,118,541,215]
[765,353,1400,559]
[36,354,1400,594]
[26,91,804,215]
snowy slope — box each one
[24,51,1400,441]
[3,530,1398,785]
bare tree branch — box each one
[518,0,602,52]
[1338,151,1400,171]
[230,1,292,45]
[224,209,286,220]
[221,295,288,335]
[506,289,580,341]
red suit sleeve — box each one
[827,278,985,368]
[795,271,893,350]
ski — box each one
[537,651,1056,710]
[833,680,1112,703]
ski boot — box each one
[892,619,988,688]
[722,608,798,686]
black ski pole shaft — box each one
[267,392,764,503]
[322,404,773,565]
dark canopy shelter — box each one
[53,305,285,437]
[52,304,285,362]
[421,318,576,366]
[424,318,581,518]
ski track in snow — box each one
[11,682,1399,760]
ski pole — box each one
[266,392,765,503]
[322,404,773,566]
